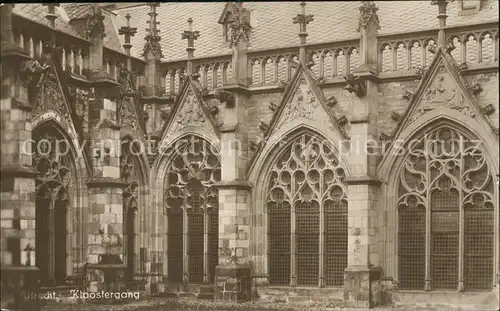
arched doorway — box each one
[397,126,496,291]
[164,136,221,284]
[265,133,348,287]
[32,129,73,286]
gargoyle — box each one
[445,39,456,53]
[343,74,365,97]
[214,89,235,108]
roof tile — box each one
[13,4,82,38]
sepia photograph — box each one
[0,1,498,310]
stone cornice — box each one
[99,119,121,130]
[221,84,252,95]
[213,180,253,190]
[87,178,128,189]
[0,166,38,178]
[9,98,33,112]
[345,175,382,186]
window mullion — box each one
[203,209,209,284]
[318,201,325,287]
[424,134,432,291]
[49,203,55,284]
[458,138,465,292]
[290,201,297,287]
[183,207,189,284]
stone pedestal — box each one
[344,266,382,308]
[86,263,126,296]
[215,263,251,301]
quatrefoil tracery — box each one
[33,133,72,205]
[121,140,140,211]
[164,139,221,211]
[267,134,347,210]
[398,126,494,210]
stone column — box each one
[83,5,126,296]
[1,4,41,311]
[343,1,383,308]
[214,19,252,301]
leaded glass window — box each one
[164,137,221,284]
[267,133,347,287]
[32,127,73,286]
[121,139,140,281]
[397,127,495,291]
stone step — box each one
[197,285,215,300]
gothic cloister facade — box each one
[0,1,499,310]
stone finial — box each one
[43,3,59,28]
[182,17,200,55]
[357,1,380,32]
[143,3,163,58]
[85,3,105,40]
[119,13,137,55]
[293,2,314,42]
[431,0,453,47]
[222,2,251,46]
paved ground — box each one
[39,297,494,311]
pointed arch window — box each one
[32,128,75,286]
[267,133,348,287]
[397,127,495,291]
[165,137,221,284]
[121,139,141,282]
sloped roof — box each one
[13,2,499,62]
[13,4,82,39]
[111,1,498,62]
[62,4,126,53]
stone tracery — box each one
[164,137,221,284]
[397,126,495,291]
[32,128,74,286]
[266,133,347,286]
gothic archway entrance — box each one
[33,129,73,286]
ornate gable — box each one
[390,47,496,142]
[247,64,348,177]
[377,47,499,183]
[160,77,219,144]
[117,68,144,135]
[260,63,347,143]
[32,58,74,127]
